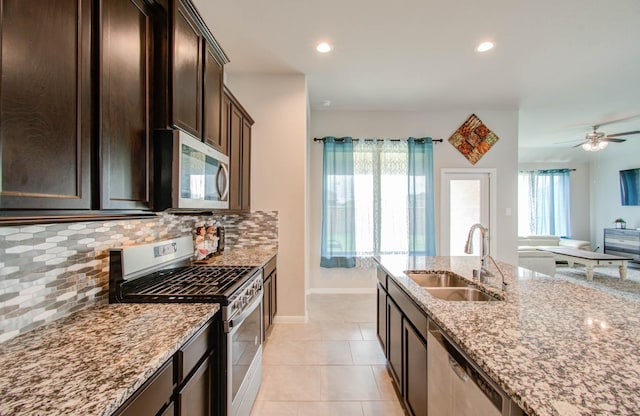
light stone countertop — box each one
[196,247,277,268]
[0,303,220,416]
[374,255,640,416]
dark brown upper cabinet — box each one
[224,88,253,211]
[169,0,227,153]
[171,0,203,138]
[99,0,153,210]
[203,42,224,153]
[0,0,92,210]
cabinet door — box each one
[376,283,387,356]
[228,104,243,210]
[177,357,211,416]
[100,0,152,210]
[172,0,202,137]
[404,322,428,416]
[0,0,92,209]
[387,298,403,389]
[270,270,277,321]
[240,118,252,210]
[263,275,272,339]
[203,42,224,153]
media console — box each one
[604,228,640,263]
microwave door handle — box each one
[217,163,230,201]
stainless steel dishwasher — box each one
[427,321,524,416]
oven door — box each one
[227,295,262,416]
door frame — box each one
[440,168,497,258]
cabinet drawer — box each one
[388,279,428,337]
[115,358,174,416]
[176,320,212,384]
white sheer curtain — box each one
[353,140,409,267]
[518,169,571,237]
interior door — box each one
[441,169,495,257]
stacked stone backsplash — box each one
[0,211,277,343]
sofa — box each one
[518,235,593,276]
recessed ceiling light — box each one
[476,41,494,52]
[316,42,332,53]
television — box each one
[620,168,640,206]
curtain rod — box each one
[313,137,443,143]
[519,168,577,172]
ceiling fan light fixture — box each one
[582,141,599,152]
[598,141,608,150]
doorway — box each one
[440,169,497,257]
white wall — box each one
[589,140,640,252]
[518,162,591,241]
[226,74,308,321]
[309,110,519,290]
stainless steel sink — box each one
[424,287,498,302]
[406,271,470,287]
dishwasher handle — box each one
[449,356,469,382]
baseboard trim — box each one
[305,287,376,295]
[273,315,308,324]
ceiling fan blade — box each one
[602,138,626,143]
[572,141,589,148]
[605,130,640,138]
[555,139,585,144]
[596,114,640,128]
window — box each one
[321,137,435,268]
[518,169,571,237]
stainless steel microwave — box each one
[154,129,229,210]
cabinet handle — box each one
[449,356,469,382]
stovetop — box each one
[119,265,259,303]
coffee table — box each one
[537,247,632,281]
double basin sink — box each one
[405,271,499,302]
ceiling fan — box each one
[565,114,640,151]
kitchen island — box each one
[375,255,640,416]
[0,303,219,415]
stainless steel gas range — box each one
[109,236,262,416]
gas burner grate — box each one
[123,266,259,298]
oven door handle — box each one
[225,293,262,333]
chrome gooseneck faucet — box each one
[464,223,508,291]
[464,223,494,283]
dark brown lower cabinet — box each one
[404,321,428,416]
[176,357,211,416]
[378,267,429,416]
[263,255,277,340]
[113,317,215,416]
[376,283,387,354]
[387,298,403,388]
[114,358,174,416]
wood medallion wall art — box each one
[448,114,499,165]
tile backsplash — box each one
[0,211,277,343]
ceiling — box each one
[194,0,640,162]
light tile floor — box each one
[250,294,405,416]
